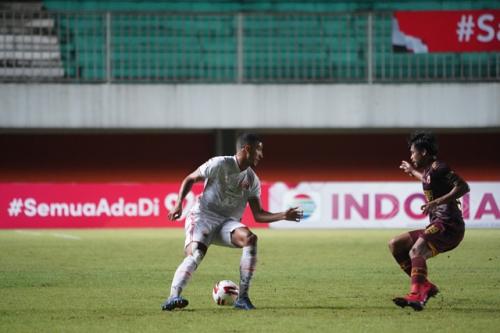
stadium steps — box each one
[0,2,64,79]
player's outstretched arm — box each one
[399,160,424,181]
[168,169,204,221]
[248,197,303,223]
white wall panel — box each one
[1,83,498,129]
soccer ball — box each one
[212,280,239,306]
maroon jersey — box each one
[421,161,464,224]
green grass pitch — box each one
[1,229,499,332]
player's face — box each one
[410,144,425,168]
[248,142,264,167]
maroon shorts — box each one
[409,220,465,256]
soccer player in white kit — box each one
[161,133,303,311]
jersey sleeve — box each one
[198,157,223,179]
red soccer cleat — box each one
[421,280,439,305]
[393,292,426,311]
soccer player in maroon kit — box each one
[389,131,470,311]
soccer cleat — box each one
[422,281,439,305]
[161,296,189,311]
[393,292,425,311]
[234,296,256,310]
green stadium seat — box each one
[43,0,499,82]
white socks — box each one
[170,255,199,297]
[239,244,257,298]
[169,244,257,299]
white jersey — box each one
[192,156,261,221]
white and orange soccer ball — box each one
[212,280,239,306]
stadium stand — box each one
[1,0,500,83]
[0,1,63,79]
[15,0,494,83]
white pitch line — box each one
[49,232,81,240]
[15,230,42,236]
[15,230,81,240]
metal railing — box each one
[0,10,499,83]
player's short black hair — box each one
[408,130,439,156]
[236,132,262,149]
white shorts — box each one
[184,210,247,249]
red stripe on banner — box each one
[0,183,269,229]
[394,10,500,52]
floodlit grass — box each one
[1,229,499,332]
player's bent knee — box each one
[231,228,257,247]
[245,233,258,247]
[187,242,207,266]
[389,234,413,253]
[389,238,404,254]
[388,238,396,252]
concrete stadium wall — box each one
[1,83,499,129]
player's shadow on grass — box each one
[256,305,408,311]
[176,305,341,312]
[257,305,338,310]
[172,305,500,313]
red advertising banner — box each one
[2,182,499,229]
[392,10,500,53]
[0,183,269,229]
